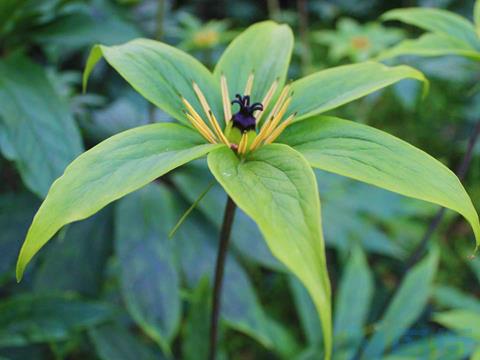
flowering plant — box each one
[16,21,480,359]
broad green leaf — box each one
[34,209,111,296]
[334,246,373,358]
[377,33,480,61]
[281,116,480,247]
[182,277,211,360]
[115,184,180,353]
[361,249,439,358]
[382,8,480,50]
[89,323,159,360]
[174,211,273,349]
[384,334,477,360]
[288,62,427,121]
[208,144,332,359]
[83,39,222,125]
[214,21,293,106]
[171,162,281,270]
[0,55,83,197]
[16,123,220,281]
[0,295,113,347]
[434,310,480,339]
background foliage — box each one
[1,0,480,359]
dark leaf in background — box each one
[89,322,160,360]
[0,55,83,198]
[0,192,38,282]
[0,295,114,347]
[33,209,112,297]
[334,246,373,358]
[361,248,439,358]
[173,211,274,350]
[384,334,477,360]
[115,183,180,353]
[182,277,211,360]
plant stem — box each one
[267,0,281,21]
[209,196,237,360]
[405,119,480,269]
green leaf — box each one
[34,209,111,296]
[208,144,332,359]
[115,184,180,353]
[475,0,480,37]
[382,7,480,50]
[361,249,439,358]
[214,21,293,105]
[16,123,220,281]
[334,246,373,358]
[433,285,480,313]
[281,116,480,247]
[384,334,477,360]
[182,277,211,360]
[377,33,480,61]
[83,39,222,125]
[0,55,83,197]
[0,295,113,347]
[89,323,159,360]
[288,62,427,121]
[434,310,480,340]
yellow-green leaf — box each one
[280,116,480,248]
[16,123,220,281]
[208,144,332,359]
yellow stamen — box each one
[244,72,254,96]
[220,75,232,123]
[192,82,214,119]
[263,96,292,136]
[208,110,230,145]
[255,79,279,121]
[263,114,296,145]
[181,97,208,127]
[251,94,292,150]
[185,113,217,143]
[249,115,273,151]
[256,84,291,139]
[238,132,249,155]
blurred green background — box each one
[1,0,480,359]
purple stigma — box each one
[231,94,263,132]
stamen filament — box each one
[185,113,218,143]
[263,96,292,136]
[220,75,232,124]
[208,110,230,145]
[237,132,249,155]
[263,113,296,145]
[244,72,254,96]
[255,79,278,122]
[192,82,214,120]
[249,115,273,150]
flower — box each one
[181,72,297,155]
